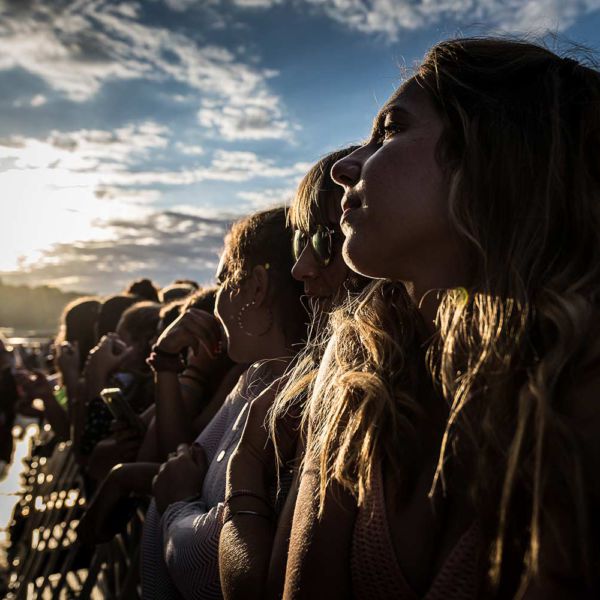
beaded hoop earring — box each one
[237,300,273,337]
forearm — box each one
[154,371,198,458]
[283,467,356,599]
[220,516,274,600]
[267,471,299,600]
[220,465,274,600]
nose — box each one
[291,243,319,282]
[331,150,362,188]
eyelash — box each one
[372,120,406,144]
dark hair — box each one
[174,279,199,290]
[126,278,160,303]
[225,207,306,349]
[160,283,196,303]
[56,297,100,369]
[158,299,186,332]
[184,286,217,314]
[117,301,161,355]
[158,288,218,334]
[97,294,141,338]
[289,146,359,233]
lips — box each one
[341,193,362,225]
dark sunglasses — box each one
[292,225,337,267]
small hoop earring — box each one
[237,300,272,337]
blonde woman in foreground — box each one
[285,38,600,599]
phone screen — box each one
[100,388,146,435]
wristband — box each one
[152,345,181,358]
[146,352,185,373]
[222,508,273,525]
[225,490,272,510]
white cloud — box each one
[237,186,296,210]
[99,150,310,186]
[175,142,204,156]
[30,94,47,107]
[163,0,199,11]
[302,0,600,40]
[0,209,233,294]
[0,129,309,221]
[198,93,296,141]
[0,122,170,171]
[0,0,295,140]
[160,0,600,39]
[0,129,309,271]
[233,0,283,7]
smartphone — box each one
[100,387,146,435]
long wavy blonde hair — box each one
[268,147,367,456]
[304,38,600,596]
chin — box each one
[342,237,380,280]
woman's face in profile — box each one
[291,199,351,309]
[213,252,251,363]
[331,80,456,283]
[291,224,348,302]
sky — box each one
[0,0,599,295]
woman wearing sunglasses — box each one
[218,147,370,600]
[283,38,600,599]
[289,147,360,313]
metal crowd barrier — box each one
[6,438,144,599]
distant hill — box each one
[0,280,89,337]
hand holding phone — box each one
[100,387,146,436]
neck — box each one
[249,329,293,372]
[402,262,469,334]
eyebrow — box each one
[379,104,414,123]
[370,104,414,138]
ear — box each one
[247,264,270,308]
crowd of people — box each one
[4,36,600,598]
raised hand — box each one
[83,334,133,396]
[155,308,222,360]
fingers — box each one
[183,310,222,355]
